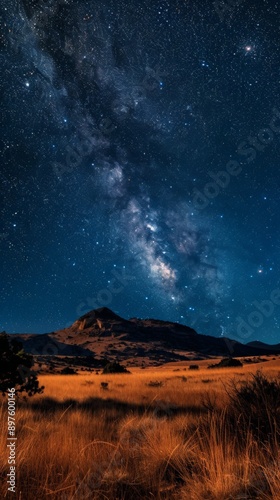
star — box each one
[0,0,279,347]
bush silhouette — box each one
[60,367,76,375]
[208,357,243,369]
[0,333,44,397]
[102,362,130,374]
[100,382,109,390]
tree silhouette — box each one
[0,332,44,397]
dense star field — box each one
[1,0,280,343]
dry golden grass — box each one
[1,358,280,499]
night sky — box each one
[1,0,280,344]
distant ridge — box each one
[7,308,280,366]
[246,340,280,350]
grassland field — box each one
[1,357,280,500]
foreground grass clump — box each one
[0,363,279,499]
[226,370,280,449]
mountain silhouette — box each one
[7,308,280,366]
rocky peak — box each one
[73,307,124,331]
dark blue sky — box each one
[1,0,280,344]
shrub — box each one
[189,364,199,370]
[146,380,163,387]
[82,380,94,386]
[0,333,44,397]
[208,357,243,369]
[226,371,280,448]
[60,367,76,375]
[102,362,130,374]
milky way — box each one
[1,0,280,343]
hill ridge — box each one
[6,308,280,366]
